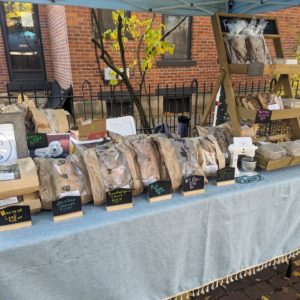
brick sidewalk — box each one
[192,260,300,300]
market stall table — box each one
[1,166,300,300]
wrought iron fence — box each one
[1,78,299,134]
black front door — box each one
[0,2,46,82]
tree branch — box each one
[117,14,128,78]
[161,16,187,41]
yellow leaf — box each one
[261,296,269,300]
[293,271,300,277]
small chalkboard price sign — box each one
[148,180,172,202]
[182,175,205,196]
[106,188,133,212]
[0,205,32,232]
[52,196,82,222]
[216,167,235,187]
[255,109,272,124]
[27,133,48,150]
[247,63,265,77]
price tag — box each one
[255,109,272,124]
[216,167,235,186]
[0,205,32,231]
[52,196,82,222]
[106,188,133,212]
[247,63,264,77]
[27,133,48,150]
[148,180,172,202]
[182,175,205,196]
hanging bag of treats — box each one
[224,19,249,64]
[244,19,272,64]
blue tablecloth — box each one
[1,166,300,300]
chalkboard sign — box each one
[52,196,82,222]
[148,180,172,202]
[255,109,272,124]
[216,167,235,186]
[106,188,133,211]
[247,63,264,77]
[182,175,205,196]
[27,133,48,150]
[219,16,277,35]
[0,205,32,231]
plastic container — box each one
[257,143,286,160]
[279,141,300,157]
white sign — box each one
[233,137,252,147]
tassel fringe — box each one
[163,247,300,300]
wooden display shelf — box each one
[238,107,300,121]
[229,64,300,76]
[256,154,300,171]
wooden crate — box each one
[256,154,300,171]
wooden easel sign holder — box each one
[182,175,205,196]
[216,167,235,187]
[52,196,83,222]
[0,205,32,232]
[148,181,172,202]
[106,188,133,212]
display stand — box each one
[202,13,300,170]
[202,12,300,138]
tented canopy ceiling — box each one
[8,0,300,16]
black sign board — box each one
[255,109,272,124]
[182,175,205,196]
[52,196,82,222]
[219,16,277,35]
[106,188,133,211]
[148,180,172,202]
[27,133,48,150]
[216,167,235,186]
[0,205,32,231]
[247,63,264,77]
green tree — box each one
[92,10,186,131]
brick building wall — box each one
[38,5,54,81]
[47,5,72,89]
[62,5,300,96]
[0,4,299,95]
[0,28,9,93]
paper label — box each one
[233,137,252,147]
[206,165,218,174]
[0,197,18,207]
[268,104,280,110]
[0,172,15,181]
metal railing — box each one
[1,78,299,134]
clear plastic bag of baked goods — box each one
[170,138,204,179]
[95,144,132,192]
[279,141,300,157]
[190,136,225,177]
[244,19,272,64]
[34,157,89,210]
[257,143,286,160]
[258,93,284,110]
[224,19,249,64]
[127,135,161,187]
